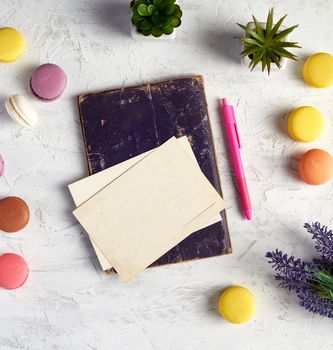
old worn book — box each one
[77,75,232,271]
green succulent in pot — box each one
[236,8,301,74]
[130,0,183,38]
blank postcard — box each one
[69,136,222,271]
[73,137,225,281]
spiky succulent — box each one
[237,8,301,74]
[131,0,182,37]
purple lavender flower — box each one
[265,250,315,292]
[304,222,333,263]
[297,288,333,319]
[266,222,333,319]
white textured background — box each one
[1,0,333,349]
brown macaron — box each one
[0,197,30,233]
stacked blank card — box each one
[69,137,225,282]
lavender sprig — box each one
[265,250,315,292]
[266,222,333,319]
[297,288,333,318]
[304,222,333,263]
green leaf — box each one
[163,4,176,16]
[151,26,163,37]
[265,8,274,39]
[240,46,261,58]
[137,4,150,16]
[170,16,181,27]
[151,12,161,23]
[237,23,266,44]
[162,16,173,26]
[269,49,282,69]
[261,49,267,73]
[141,29,152,36]
[175,9,182,18]
[245,28,265,43]
[137,19,153,30]
[236,23,247,31]
[269,14,287,39]
[238,37,263,46]
[132,15,145,24]
[132,4,139,15]
[132,19,145,26]
[249,48,264,70]
[315,271,333,284]
[273,25,299,42]
[278,42,301,48]
[147,4,156,14]
[315,276,333,300]
[266,52,271,75]
[272,47,297,60]
[162,24,174,35]
[153,0,163,6]
[173,4,182,17]
[252,16,264,38]
[162,0,176,9]
[132,0,147,7]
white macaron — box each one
[5,95,38,127]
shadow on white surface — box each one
[286,151,303,181]
[274,108,293,138]
[201,29,242,65]
[0,96,16,128]
[206,285,226,321]
[0,95,7,112]
[93,1,131,37]
[289,52,313,83]
[20,64,41,98]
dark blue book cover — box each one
[78,75,231,271]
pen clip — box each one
[234,119,241,149]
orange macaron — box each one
[299,149,333,185]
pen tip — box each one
[244,210,252,220]
[222,98,228,106]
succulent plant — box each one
[130,0,182,37]
[237,8,301,74]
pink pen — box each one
[221,98,252,220]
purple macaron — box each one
[30,64,67,102]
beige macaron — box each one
[5,95,38,127]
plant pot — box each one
[130,0,179,41]
[131,24,177,41]
[241,22,289,71]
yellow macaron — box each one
[0,27,25,63]
[288,106,324,142]
[303,53,333,88]
[219,286,256,324]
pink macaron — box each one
[30,63,67,102]
[0,253,29,290]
